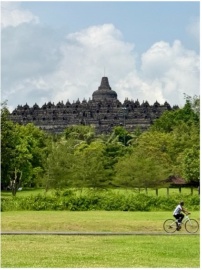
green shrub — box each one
[1,190,200,211]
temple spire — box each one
[92,76,117,101]
[98,77,111,90]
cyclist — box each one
[173,201,190,230]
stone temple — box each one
[9,77,177,134]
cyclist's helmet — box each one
[180,201,184,206]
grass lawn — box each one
[1,188,46,199]
[1,234,200,268]
[1,211,200,267]
[1,211,200,233]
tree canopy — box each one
[1,95,200,195]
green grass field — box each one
[1,211,200,267]
[1,234,199,268]
[1,211,200,232]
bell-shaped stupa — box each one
[92,77,117,101]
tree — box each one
[99,129,131,183]
[44,139,76,190]
[114,149,170,188]
[1,102,50,194]
[15,123,50,188]
[183,94,200,118]
[73,141,108,188]
[64,125,96,144]
[9,168,23,196]
[114,129,176,188]
[133,130,174,167]
[112,126,132,146]
[151,97,199,133]
[181,147,200,184]
[1,102,20,190]
[149,96,200,184]
[169,121,200,179]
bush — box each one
[1,190,200,211]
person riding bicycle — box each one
[173,201,190,230]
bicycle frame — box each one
[180,214,190,224]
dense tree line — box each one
[1,95,199,195]
[1,103,51,195]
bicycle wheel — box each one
[163,219,177,233]
[185,219,199,233]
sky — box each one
[1,1,200,112]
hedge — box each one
[1,190,200,212]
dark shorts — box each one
[173,213,184,223]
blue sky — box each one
[1,1,200,111]
[21,1,200,54]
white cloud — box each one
[139,40,199,106]
[104,39,199,107]
[1,2,39,28]
[1,22,62,108]
[186,17,200,42]
[42,24,137,105]
[1,20,200,112]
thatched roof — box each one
[165,176,186,185]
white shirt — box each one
[173,204,182,215]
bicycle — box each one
[163,214,199,233]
